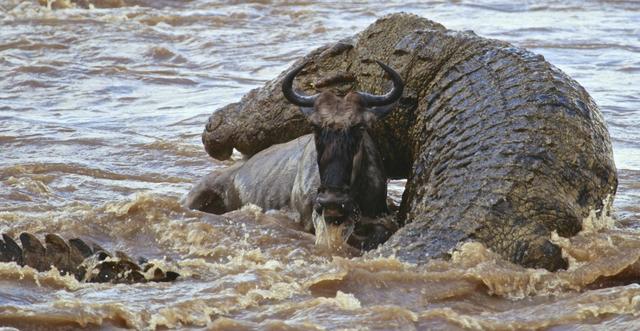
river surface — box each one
[1,0,639,330]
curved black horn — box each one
[359,61,404,107]
[282,62,319,108]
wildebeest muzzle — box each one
[314,186,355,225]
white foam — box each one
[312,210,354,250]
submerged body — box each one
[0,232,178,283]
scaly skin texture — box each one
[201,13,617,271]
[0,233,179,283]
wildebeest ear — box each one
[367,104,395,120]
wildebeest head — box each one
[282,61,404,224]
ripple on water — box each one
[0,0,639,329]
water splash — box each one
[312,209,355,251]
[1,0,639,329]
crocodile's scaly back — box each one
[0,233,180,283]
[200,14,617,270]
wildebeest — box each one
[185,61,404,250]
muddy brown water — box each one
[1,1,639,330]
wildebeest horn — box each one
[359,61,404,107]
[282,62,319,108]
